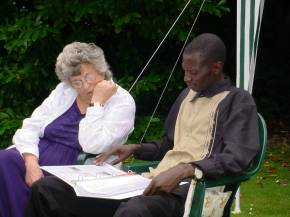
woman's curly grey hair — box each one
[55,42,112,82]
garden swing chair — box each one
[78,0,267,216]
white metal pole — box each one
[232,187,241,214]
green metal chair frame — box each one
[77,153,97,164]
[122,113,267,217]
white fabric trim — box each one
[12,82,135,157]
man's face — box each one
[182,52,218,92]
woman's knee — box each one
[0,148,20,160]
[0,149,23,170]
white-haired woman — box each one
[0,42,135,217]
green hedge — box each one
[0,0,229,148]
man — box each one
[25,33,259,217]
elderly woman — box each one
[0,42,135,217]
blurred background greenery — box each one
[0,1,289,215]
[0,0,289,150]
[0,0,230,147]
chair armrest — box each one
[122,161,160,173]
[203,174,251,188]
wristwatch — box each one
[194,167,203,179]
[89,102,104,107]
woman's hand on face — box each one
[91,80,118,105]
[23,153,44,187]
[95,144,141,165]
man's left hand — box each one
[143,163,195,196]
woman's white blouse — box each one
[12,82,136,158]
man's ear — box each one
[212,61,224,75]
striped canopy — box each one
[234,0,265,213]
[236,0,265,93]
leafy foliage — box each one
[0,0,229,148]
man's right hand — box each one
[95,144,141,165]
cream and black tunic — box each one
[135,79,259,179]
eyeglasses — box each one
[70,72,97,90]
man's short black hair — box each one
[184,33,226,63]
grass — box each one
[232,137,290,217]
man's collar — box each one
[191,78,231,101]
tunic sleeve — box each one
[78,88,136,154]
[13,83,68,158]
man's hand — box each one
[143,163,195,196]
[91,80,117,105]
[23,153,44,187]
[95,144,141,165]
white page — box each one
[76,174,150,196]
[41,164,151,200]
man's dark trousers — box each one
[25,176,190,217]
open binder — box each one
[41,163,151,200]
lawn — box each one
[232,136,290,217]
